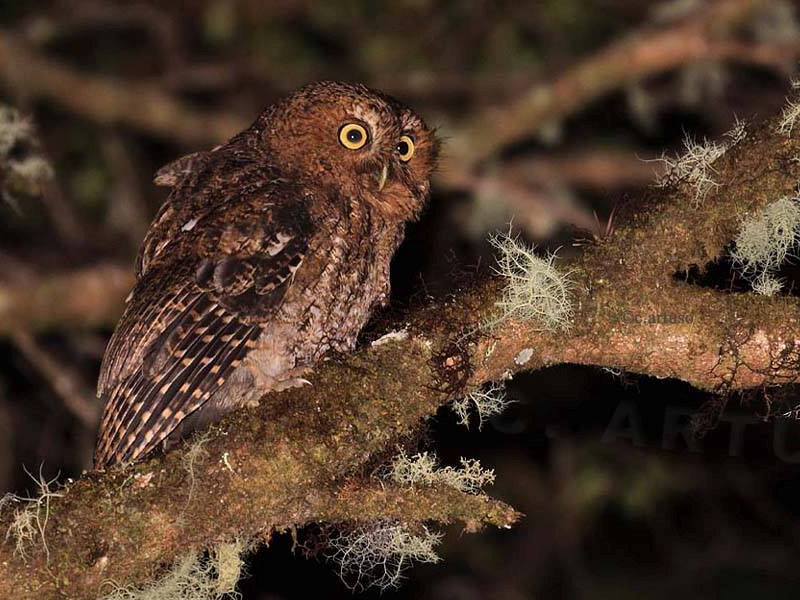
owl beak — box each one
[375,163,388,192]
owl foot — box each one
[244,362,313,394]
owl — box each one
[93,81,439,468]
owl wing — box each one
[94,196,313,468]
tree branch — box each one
[0,32,248,146]
[441,0,791,175]
[0,262,133,336]
[9,329,99,428]
[0,337,518,598]
[467,110,800,391]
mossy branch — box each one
[0,337,518,599]
[4,87,800,600]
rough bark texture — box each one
[2,100,800,599]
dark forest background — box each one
[3,1,800,598]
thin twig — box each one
[10,329,99,428]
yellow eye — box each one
[339,123,368,150]
[397,135,415,162]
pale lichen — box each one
[487,229,573,332]
[182,431,213,508]
[652,119,746,206]
[751,273,785,296]
[0,106,53,209]
[1,468,63,562]
[387,450,495,494]
[777,80,800,136]
[100,540,247,600]
[731,195,800,295]
[327,521,442,591]
[451,382,510,430]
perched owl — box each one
[94,81,439,468]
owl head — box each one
[251,81,440,222]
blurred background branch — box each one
[0,263,133,336]
[443,0,796,169]
[0,31,248,146]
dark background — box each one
[3,1,800,598]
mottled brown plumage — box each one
[94,81,439,468]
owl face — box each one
[256,81,439,221]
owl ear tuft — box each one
[153,145,222,187]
